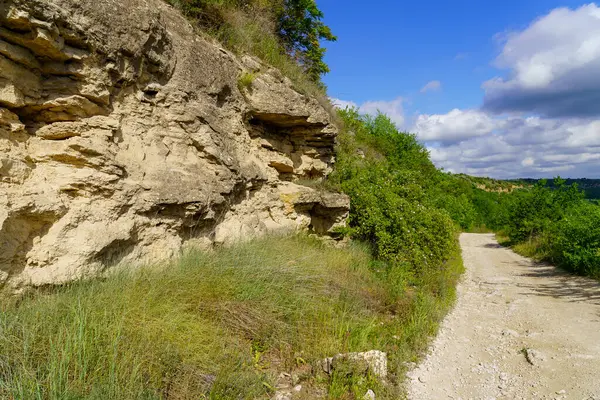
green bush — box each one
[549,202,600,277]
[505,178,584,243]
[483,177,600,279]
[330,109,458,272]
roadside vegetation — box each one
[329,109,459,270]
[394,165,600,279]
[0,236,463,399]
[499,179,600,278]
[442,175,599,279]
[330,110,599,280]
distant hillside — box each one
[517,179,600,199]
[451,175,600,199]
[451,174,524,193]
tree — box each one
[276,0,337,82]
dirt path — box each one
[407,233,600,400]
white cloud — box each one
[331,5,600,178]
[414,4,600,178]
[413,109,498,143]
[360,97,405,127]
[483,4,600,117]
[419,112,600,178]
[331,97,405,127]
[522,157,535,167]
[330,98,357,110]
[420,80,442,93]
[563,120,600,147]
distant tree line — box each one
[513,178,600,199]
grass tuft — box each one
[237,71,255,92]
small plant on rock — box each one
[238,71,256,92]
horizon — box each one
[319,0,600,180]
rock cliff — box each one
[0,0,348,290]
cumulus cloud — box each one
[420,80,442,93]
[360,98,405,126]
[483,4,600,117]
[331,97,405,127]
[420,114,600,178]
[414,4,600,178]
[413,109,498,144]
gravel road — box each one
[407,233,600,400]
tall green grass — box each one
[0,235,463,399]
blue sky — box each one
[317,1,600,178]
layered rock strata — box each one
[0,0,348,290]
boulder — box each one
[321,350,388,381]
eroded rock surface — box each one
[0,0,348,291]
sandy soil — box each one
[407,233,600,400]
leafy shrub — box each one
[505,178,584,243]
[330,109,458,272]
[485,177,600,279]
[548,202,600,277]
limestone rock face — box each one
[0,0,349,290]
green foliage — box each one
[421,172,516,233]
[330,109,458,272]
[237,71,255,91]
[422,172,599,279]
[333,138,590,281]
[505,178,585,243]
[547,202,600,277]
[277,0,337,82]
[471,177,600,279]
